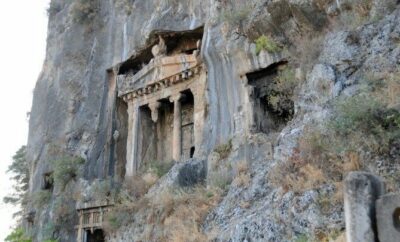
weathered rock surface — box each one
[25,0,400,241]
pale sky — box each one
[0,1,49,240]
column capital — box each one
[169,93,184,103]
[148,101,161,122]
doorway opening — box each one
[181,90,195,160]
[246,61,294,133]
[85,229,105,242]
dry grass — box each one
[269,70,400,193]
[291,34,325,73]
[105,186,223,241]
[124,173,158,199]
[232,161,251,188]
[208,166,232,191]
[213,139,233,160]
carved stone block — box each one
[376,193,400,242]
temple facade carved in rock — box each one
[116,30,206,178]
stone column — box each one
[170,93,182,161]
[77,210,83,242]
[344,171,385,242]
[190,71,206,157]
[148,101,161,122]
[125,99,140,177]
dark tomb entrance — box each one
[181,90,195,160]
[86,229,105,242]
[246,61,294,133]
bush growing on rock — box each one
[51,156,85,190]
[213,139,232,160]
[270,70,400,195]
[266,66,296,120]
[5,228,32,242]
[255,35,282,54]
[3,146,30,217]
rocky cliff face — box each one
[26,0,400,241]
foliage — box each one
[255,35,282,54]
[5,228,32,242]
[51,156,85,190]
[32,190,52,208]
[70,0,100,24]
[266,66,296,119]
[3,146,29,206]
[213,139,232,160]
[294,234,309,242]
[269,70,400,194]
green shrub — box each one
[266,67,296,118]
[5,228,32,242]
[330,93,400,154]
[33,190,52,208]
[3,145,30,216]
[255,35,282,54]
[71,0,100,24]
[214,139,232,160]
[294,234,309,242]
[51,156,85,190]
[270,71,400,193]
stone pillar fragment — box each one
[125,100,139,177]
[344,172,385,242]
[170,94,182,161]
[149,101,161,122]
[376,193,400,242]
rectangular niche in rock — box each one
[180,89,195,160]
[137,99,175,170]
[41,172,54,190]
[246,61,294,133]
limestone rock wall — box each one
[26,0,400,241]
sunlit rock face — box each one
[26,0,400,241]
